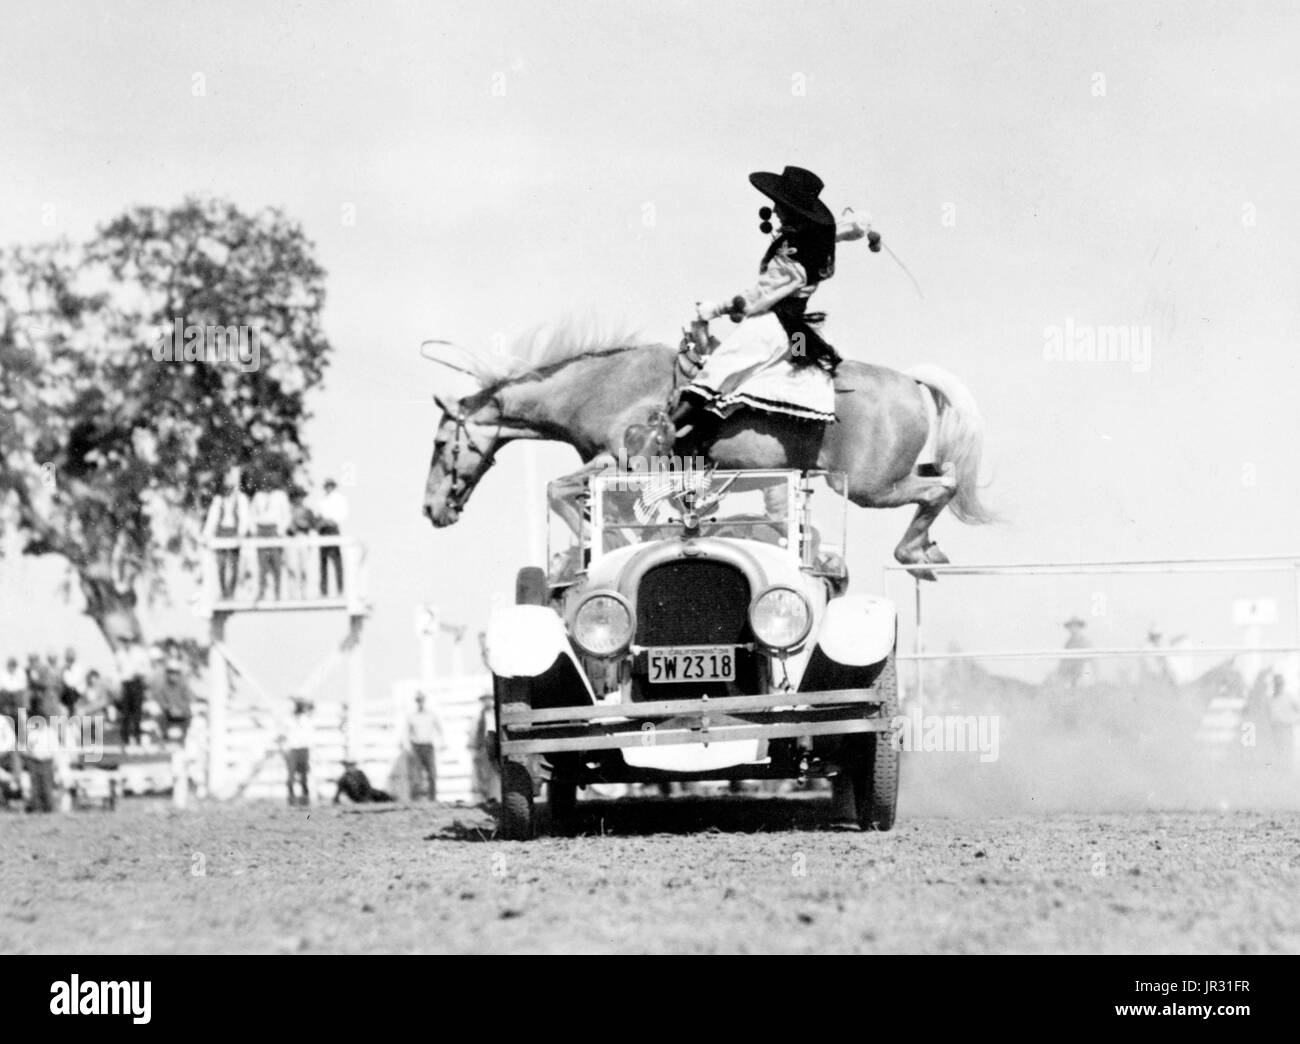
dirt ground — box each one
[3,785,1298,954]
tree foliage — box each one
[0,198,332,647]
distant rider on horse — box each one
[624,165,879,460]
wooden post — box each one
[345,614,366,761]
[171,747,188,809]
[197,543,217,618]
[208,612,229,799]
[914,576,924,713]
[419,605,438,692]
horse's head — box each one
[422,389,507,527]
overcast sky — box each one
[2,0,1298,697]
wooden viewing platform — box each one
[192,534,372,799]
[196,534,370,618]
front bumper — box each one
[497,688,895,758]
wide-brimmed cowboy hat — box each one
[1063,616,1087,629]
[749,166,835,227]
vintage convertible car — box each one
[484,466,899,839]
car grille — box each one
[635,560,750,646]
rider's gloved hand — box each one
[836,207,874,243]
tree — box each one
[0,198,332,651]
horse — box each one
[421,326,994,572]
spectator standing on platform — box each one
[406,692,444,800]
[116,639,151,748]
[315,478,350,597]
[59,648,82,716]
[204,468,252,599]
[250,466,292,601]
[286,491,316,599]
[282,696,314,806]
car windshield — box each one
[598,469,791,548]
[547,468,847,581]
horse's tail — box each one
[907,363,997,525]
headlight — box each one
[572,592,635,657]
[749,586,812,650]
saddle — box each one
[622,316,840,464]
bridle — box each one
[432,394,503,512]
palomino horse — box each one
[421,328,993,572]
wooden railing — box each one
[196,535,369,616]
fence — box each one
[883,553,1300,708]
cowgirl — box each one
[628,165,874,457]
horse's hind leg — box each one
[866,465,957,581]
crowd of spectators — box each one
[0,641,195,747]
[203,464,351,602]
[1,639,197,811]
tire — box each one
[498,759,535,840]
[850,653,900,832]
[516,566,548,606]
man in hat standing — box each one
[405,692,444,801]
[1140,623,1174,688]
[1057,617,1092,689]
[115,639,152,748]
[315,478,350,597]
[154,658,195,743]
[281,696,314,807]
[625,165,878,458]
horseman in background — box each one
[624,165,879,460]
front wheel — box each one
[850,654,900,831]
[498,759,535,840]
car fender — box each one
[814,594,896,667]
[486,605,580,679]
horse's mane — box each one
[464,319,645,388]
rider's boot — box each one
[622,397,722,466]
[667,398,721,459]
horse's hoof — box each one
[894,548,939,583]
[923,544,950,566]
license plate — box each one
[647,646,736,685]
